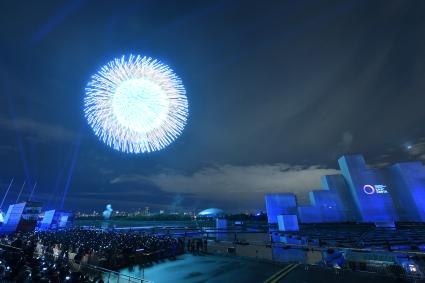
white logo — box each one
[363,184,388,195]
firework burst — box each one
[84,55,188,153]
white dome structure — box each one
[198,208,225,218]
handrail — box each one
[206,240,424,280]
[0,242,23,251]
[75,261,153,283]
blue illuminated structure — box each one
[309,190,345,222]
[39,210,73,230]
[338,155,398,223]
[265,154,425,224]
[277,215,299,231]
[2,202,26,233]
[389,162,425,221]
[39,210,55,230]
[297,206,323,223]
[2,201,43,233]
[265,194,297,224]
[321,175,359,221]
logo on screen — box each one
[363,184,388,195]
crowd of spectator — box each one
[0,228,186,282]
[0,240,93,282]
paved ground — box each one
[207,241,274,260]
[120,254,283,283]
[280,265,415,283]
[121,254,420,283]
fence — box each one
[74,262,152,283]
[196,235,425,281]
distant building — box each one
[198,208,225,218]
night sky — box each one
[1,0,425,213]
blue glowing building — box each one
[309,190,345,222]
[388,162,425,221]
[297,205,323,223]
[321,174,359,221]
[338,155,398,223]
[277,214,299,231]
[2,201,43,233]
[265,194,297,224]
[39,210,73,230]
[265,154,425,224]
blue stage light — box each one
[84,55,188,153]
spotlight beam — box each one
[16,181,26,203]
[0,179,14,210]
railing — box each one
[0,242,23,251]
[200,238,425,281]
[74,262,152,283]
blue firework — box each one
[84,55,188,153]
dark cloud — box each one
[338,132,353,153]
[0,118,77,143]
[111,164,340,211]
[405,142,425,161]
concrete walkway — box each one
[120,254,283,283]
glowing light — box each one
[363,184,375,195]
[84,54,188,153]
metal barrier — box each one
[75,262,152,283]
[202,239,425,281]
